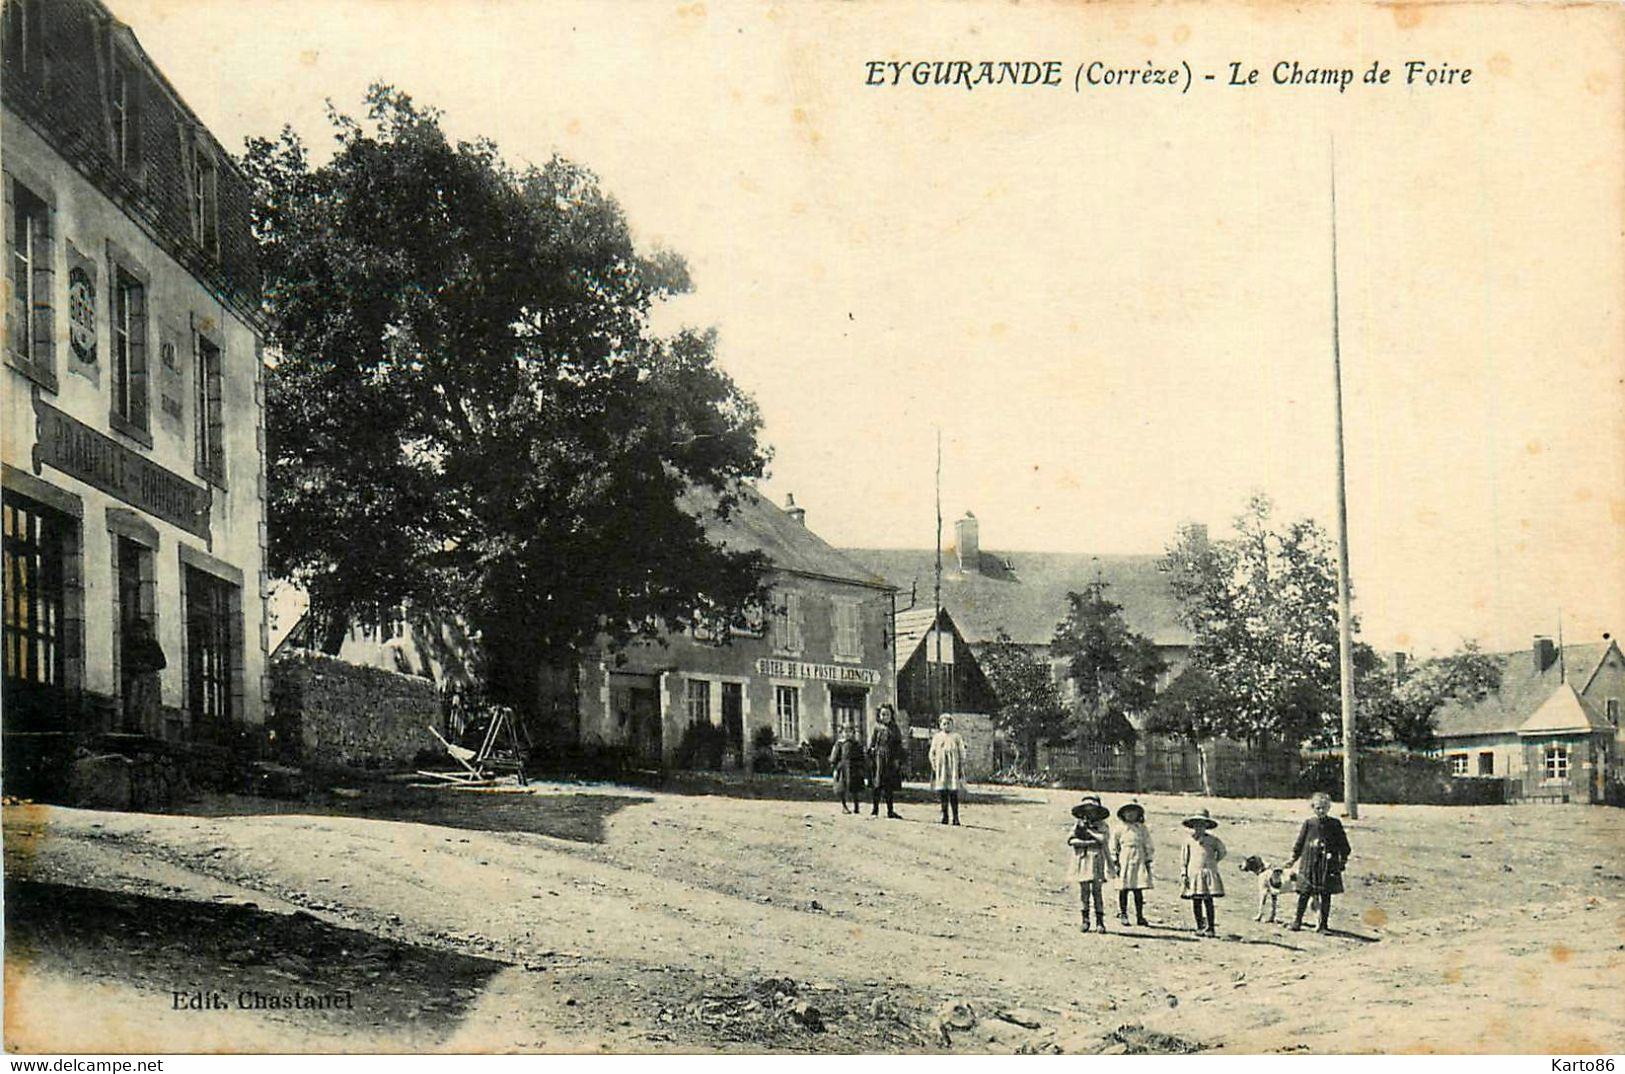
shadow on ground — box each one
[3,879,509,1040]
[164,782,655,844]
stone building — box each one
[2,0,267,747]
[1433,636,1622,803]
[845,511,1192,694]
[576,488,897,768]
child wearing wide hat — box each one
[1111,800,1154,926]
[1179,808,1227,938]
[1066,795,1116,933]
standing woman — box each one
[1289,791,1351,933]
[929,715,968,825]
[828,724,866,814]
[868,704,904,819]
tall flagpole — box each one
[1331,142,1358,820]
[934,429,943,716]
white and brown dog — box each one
[1240,855,1313,923]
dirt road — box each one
[5,778,1623,1054]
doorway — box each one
[830,687,868,740]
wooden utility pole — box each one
[1331,146,1358,819]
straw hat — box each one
[1181,808,1219,830]
[1071,795,1110,821]
[1116,800,1146,822]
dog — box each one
[1240,854,1316,923]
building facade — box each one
[1434,637,1622,803]
[576,490,896,768]
[2,0,267,745]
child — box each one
[1288,791,1351,933]
[1110,800,1154,926]
[1179,808,1226,938]
[1067,795,1115,933]
[828,724,866,815]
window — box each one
[190,145,219,253]
[833,599,862,661]
[771,591,803,655]
[110,62,142,172]
[1608,699,1620,729]
[194,333,225,484]
[1448,753,1468,777]
[774,684,800,743]
[685,678,711,725]
[184,566,235,725]
[111,269,148,432]
[1544,744,1569,782]
[3,493,68,704]
[1477,752,1494,776]
[7,177,54,379]
[3,0,38,76]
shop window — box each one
[1448,753,1467,777]
[111,268,149,435]
[685,678,711,725]
[184,566,236,726]
[1477,752,1494,776]
[774,684,800,743]
[1543,744,1569,782]
[6,176,55,387]
[2,492,69,722]
[832,599,862,661]
[194,332,225,485]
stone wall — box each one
[270,652,440,770]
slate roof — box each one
[1433,641,1613,738]
[1517,686,1611,736]
[682,486,890,590]
[842,548,1191,648]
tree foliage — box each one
[1050,581,1165,747]
[246,87,771,713]
[1161,494,1344,746]
[1356,640,1503,750]
[980,630,1068,771]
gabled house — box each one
[575,488,897,769]
[844,511,1192,696]
[1433,636,1623,803]
[891,605,1000,778]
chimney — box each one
[783,493,806,526]
[1533,635,1557,674]
[954,511,980,573]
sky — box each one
[114,0,1623,656]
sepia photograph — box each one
[2,0,1622,1059]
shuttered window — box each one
[6,177,55,386]
[112,269,148,431]
[194,331,225,484]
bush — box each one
[751,724,777,750]
[986,764,1061,787]
[803,734,834,767]
[674,721,729,770]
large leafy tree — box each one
[980,630,1068,771]
[1356,640,1503,750]
[1050,580,1165,747]
[1161,494,1344,748]
[246,87,771,720]
[1143,667,1228,795]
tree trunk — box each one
[1195,737,1212,796]
[317,610,348,656]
